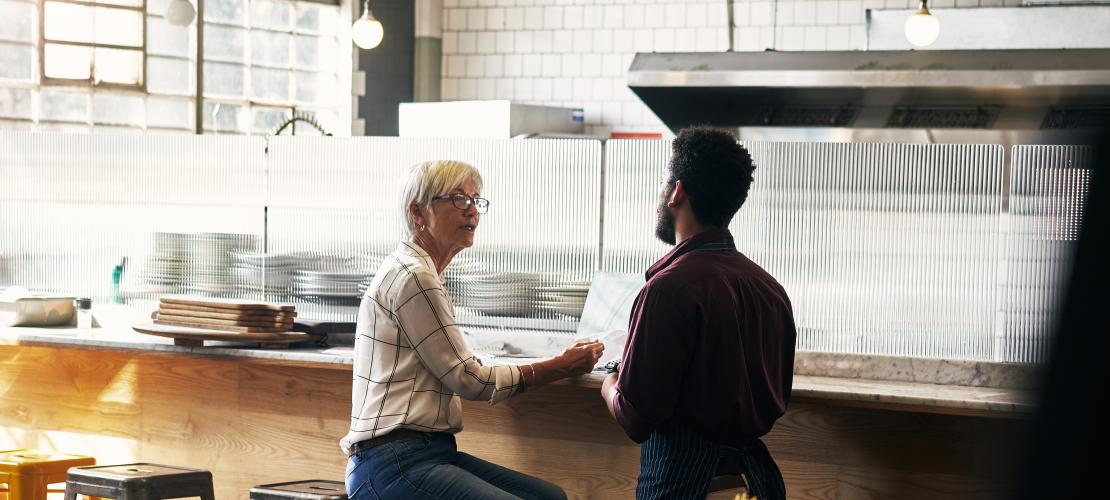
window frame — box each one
[39,0,148,91]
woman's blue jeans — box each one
[345,432,567,500]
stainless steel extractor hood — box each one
[627,49,1110,144]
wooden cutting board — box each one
[154,319,290,333]
[134,322,311,347]
[160,297,295,312]
[156,302,297,317]
[158,307,297,321]
[156,313,294,329]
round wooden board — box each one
[133,322,312,347]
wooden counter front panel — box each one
[0,345,1028,499]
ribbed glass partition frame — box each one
[265,137,602,326]
[1002,145,1093,363]
[603,140,1006,361]
[0,132,266,305]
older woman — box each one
[342,160,604,500]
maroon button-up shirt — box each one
[612,228,796,447]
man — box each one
[601,127,796,499]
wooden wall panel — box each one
[0,345,1030,499]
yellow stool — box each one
[0,450,95,500]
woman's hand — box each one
[521,340,605,390]
[555,340,605,377]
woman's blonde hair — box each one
[399,160,484,237]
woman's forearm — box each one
[522,357,572,389]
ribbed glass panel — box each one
[0,132,266,306]
[1001,145,1092,363]
[265,137,602,327]
[600,139,674,274]
[603,140,1006,361]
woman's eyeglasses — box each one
[432,194,490,214]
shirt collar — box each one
[645,228,736,280]
[396,241,447,284]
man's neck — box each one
[674,220,710,246]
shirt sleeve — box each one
[392,268,522,405]
[612,281,696,443]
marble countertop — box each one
[0,325,1036,417]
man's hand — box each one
[600,372,619,419]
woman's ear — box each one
[409,201,425,227]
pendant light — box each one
[353,0,384,50]
[165,0,197,27]
[904,0,940,47]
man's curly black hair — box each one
[667,126,756,228]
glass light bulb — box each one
[165,0,196,27]
[352,14,384,50]
[904,10,940,47]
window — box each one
[202,0,341,134]
[41,0,145,87]
[0,0,345,135]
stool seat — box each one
[250,480,347,500]
[64,463,214,500]
[0,449,96,500]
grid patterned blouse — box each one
[340,242,524,454]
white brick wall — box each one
[440,0,1010,136]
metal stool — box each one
[249,480,347,500]
[63,463,214,500]
[0,449,96,500]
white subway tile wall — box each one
[440,0,998,136]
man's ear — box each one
[668,180,686,208]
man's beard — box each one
[654,198,676,245]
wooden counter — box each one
[0,328,1033,499]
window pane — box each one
[40,89,88,122]
[95,7,143,47]
[39,122,90,132]
[293,35,318,70]
[146,0,170,16]
[0,119,35,131]
[92,125,142,134]
[251,106,290,134]
[294,3,320,32]
[205,0,244,24]
[203,61,245,98]
[204,24,245,63]
[45,2,94,44]
[45,43,92,80]
[96,0,144,7]
[0,87,33,119]
[251,31,291,67]
[203,101,245,133]
[148,16,192,57]
[147,96,193,129]
[252,0,291,30]
[0,0,36,43]
[94,47,143,85]
[0,42,34,81]
[251,67,290,102]
[93,92,143,126]
[148,56,193,94]
[294,71,335,106]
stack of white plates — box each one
[230,250,297,294]
[452,272,545,317]
[140,232,188,292]
[292,269,367,304]
[535,279,591,318]
[185,233,257,295]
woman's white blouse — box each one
[340,242,523,454]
